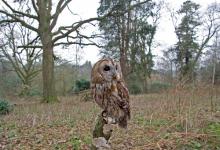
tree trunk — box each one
[120,51,127,79]
[19,78,31,96]
[143,75,148,93]
[120,15,128,80]
[38,0,58,102]
[42,44,58,102]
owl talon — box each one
[102,117,108,124]
[102,116,117,124]
[102,110,107,117]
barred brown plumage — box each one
[91,58,130,128]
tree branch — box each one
[0,10,38,32]
[50,0,72,31]
[31,0,39,16]
[54,42,103,48]
[192,17,220,69]
[17,45,43,49]
[52,0,150,44]
[2,0,38,19]
[0,19,18,24]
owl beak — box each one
[113,72,120,81]
[113,73,117,80]
[112,70,117,80]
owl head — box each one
[91,58,122,83]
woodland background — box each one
[0,0,220,149]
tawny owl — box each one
[91,58,130,128]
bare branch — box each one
[0,19,18,24]
[50,0,72,31]
[54,42,103,48]
[0,10,38,32]
[0,20,42,87]
[192,4,220,67]
[52,0,151,43]
[1,45,26,82]
[31,0,39,16]
[2,0,38,19]
[17,45,43,49]
[17,35,41,48]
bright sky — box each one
[57,0,218,65]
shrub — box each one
[74,79,90,93]
[127,73,143,94]
[0,99,12,115]
[128,82,142,94]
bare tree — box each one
[0,21,41,96]
[166,1,220,82]
[161,47,177,83]
[193,2,220,67]
[0,0,150,102]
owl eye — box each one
[104,65,110,71]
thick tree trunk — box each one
[42,44,58,102]
[38,0,58,102]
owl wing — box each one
[91,83,106,109]
[116,81,131,120]
[108,81,131,128]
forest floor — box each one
[0,86,220,150]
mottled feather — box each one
[91,58,130,128]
